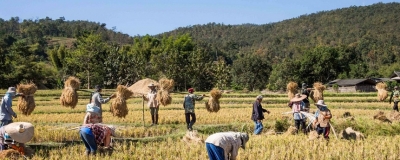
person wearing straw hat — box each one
[205,132,249,160]
[183,88,204,131]
[313,100,332,140]
[143,83,160,126]
[0,87,24,127]
[390,86,399,112]
[251,95,270,135]
[91,85,115,123]
[288,93,307,134]
[0,122,34,153]
[79,123,116,156]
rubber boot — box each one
[155,114,159,125]
[151,115,155,126]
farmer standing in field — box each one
[251,95,270,135]
[288,93,307,134]
[205,132,249,160]
[313,100,332,140]
[143,83,160,126]
[183,88,204,131]
[91,85,115,123]
[0,87,23,127]
[390,86,399,112]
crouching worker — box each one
[79,124,116,156]
[0,122,34,157]
[205,132,249,160]
[313,100,332,140]
[83,102,102,124]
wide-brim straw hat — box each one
[4,122,34,143]
[290,94,307,102]
[148,83,156,88]
[314,100,327,107]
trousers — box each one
[206,143,225,160]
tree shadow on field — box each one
[27,140,80,157]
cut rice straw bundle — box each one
[156,78,174,106]
[17,82,37,116]
[310,82,325,103]
[182,130,203,144]
[110,85,133,118]
[286,81,298,100]
[60,76,80,108]
[376,82,388,101]
[0,149,23,159]
[205,88,222,112]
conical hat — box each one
[4,122,34,143]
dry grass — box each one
[17,82,37,116]
[156,78,174,106]
[60,77,80,108]
[182,130,204,144]
[310,82,325,102]
[110,85,133,118]
[376,82,388,101]
[286,82,298,100]
[205,88,222,112]
[0,149,22,159]
[373,111,392,123]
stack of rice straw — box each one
[110,85,134,118]
[376,82,388,101]
[205,88,222,112]
[373,111,392,123]
[286,81,298,100]
[182,130,203,144]
[60,76,80,108]
[156,78,174,106]
[17,82,37,116]
[310,82,325,102]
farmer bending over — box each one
[205,132,249,160]
[0,122,34,156]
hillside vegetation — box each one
[0,2,399,90]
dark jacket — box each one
[301,88,310,104]
[251,100,267,121]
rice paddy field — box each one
[2,89,400,160]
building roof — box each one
[390,71,400,78]
[328,79,376,87]
[370,77,395,83]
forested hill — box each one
[1,2,400,91]
[160,2,400,59]
[0,16,133,45]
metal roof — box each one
[328,79,376,86]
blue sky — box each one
[0,0,398,36]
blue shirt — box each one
[0,93,17,121]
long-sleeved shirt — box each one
[314,106,332,127]
[290,101,306,120]
[0,94,16,121]
[144,90,159,108]
[251,100,267,121]
[91,92,110,116]
[183,93,204,113]
[205,132,243,160]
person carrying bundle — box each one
[183,88,204,131]
[288,93,307,134]
[79,123,116,156]
[91,85,115,122]
[313,100,332,140]
[143,84,160,126]
[205,132,249,160]
[0,87,23,127]
[389,86,399,112]
[0,122,34,155]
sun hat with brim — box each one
[6,87,16,94]
[240,133,249,149]
[314,100,327,107]
[4,122,34,143]
[290,94,307,102]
